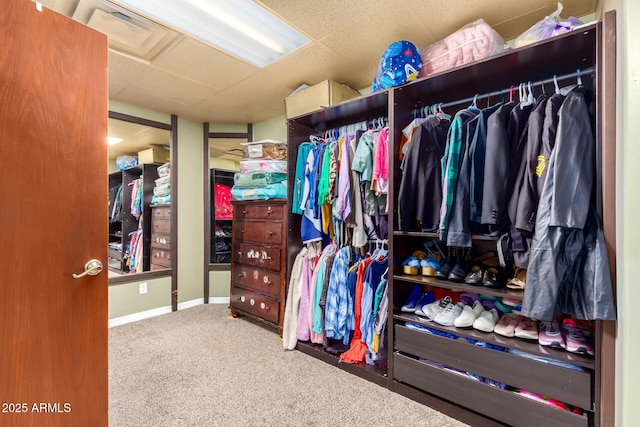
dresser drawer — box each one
[151,247,171,267]
[151,233,171,250]
[234,203,283,220]
[230,287,279,324]
[152,218,170,234]
[233,265,281,299]
[152,206,171,219]
[233,220,282,245]
[234,243,281,271]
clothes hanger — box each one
[471,94,478,109]
[509,85,515,103]
[576,68,583,85]
[553,75,560,94]
[541,80,546,95]
[437,103,451,121]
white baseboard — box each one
[177,298,204,310]
[108,306,172,328]
[108,298,230,328]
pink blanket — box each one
[419,19,503,78]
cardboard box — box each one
[138,147,170,165]
[284,80,360,119]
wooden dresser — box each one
[229,199,287,328]
[150,204,171,271]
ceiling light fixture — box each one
[108,136,123,145]
[108,0,310,67]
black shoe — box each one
[482,267,505,288]
[434,256,456,279]
[448,258,467,283]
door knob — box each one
[72,259,103,279]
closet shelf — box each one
[393,274,525,300]
[393,312,595,369]
[295,341,388,387]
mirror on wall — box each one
[107,114,172,280]
[208,135,245,267]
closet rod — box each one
[432,66,595,111]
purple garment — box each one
[296,255,312,341]
[335,134,354,221]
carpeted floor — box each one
[109,303,468,427]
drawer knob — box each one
[242,210,248,214]
[241,229,245,233]
[237,273,243,278]
[240,296,245,302]
[268,231,274,236]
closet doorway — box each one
[108,111,179,310]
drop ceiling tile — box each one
[176,92,273,124]
[108,50,150,87]
[257,0,399,40]
[320,3,436,77]
[126,67,218,107]
[221,43,346,112]
[113,86,190,118]
[152,37,259,89]
[405,0,547,41]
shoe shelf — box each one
[295,340,388,387]
[393,312,595,369]
[393,273,525,300]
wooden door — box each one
[0,2,108,426]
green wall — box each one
[253,115,287,141]
[177,117,205,304]
[108,277,172,319]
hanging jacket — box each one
[469,103,502,223]
[446,115,480,247]
[439,107,480,241]
[522,87,616,321]
[397,117,448,231]
[481,103,515,234]
[292,142,314,215]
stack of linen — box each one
[151,163,170,205]
[231,140,288,201]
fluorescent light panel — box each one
[109,0,309,67]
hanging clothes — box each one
[521,87,616,321]
[439,106,480,241]
[480,102,516,234]
[340,257,372,364]
[282,246,309,350]
[397,116,449,231]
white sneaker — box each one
[473,308,500,333]
[421,296,452,321]
[434,302,465,326]
[454,300,484,328]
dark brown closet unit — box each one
[286,15,616,427]
[108,163,160,273]
[230,199,288,329]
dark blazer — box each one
[397,117,448,231]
